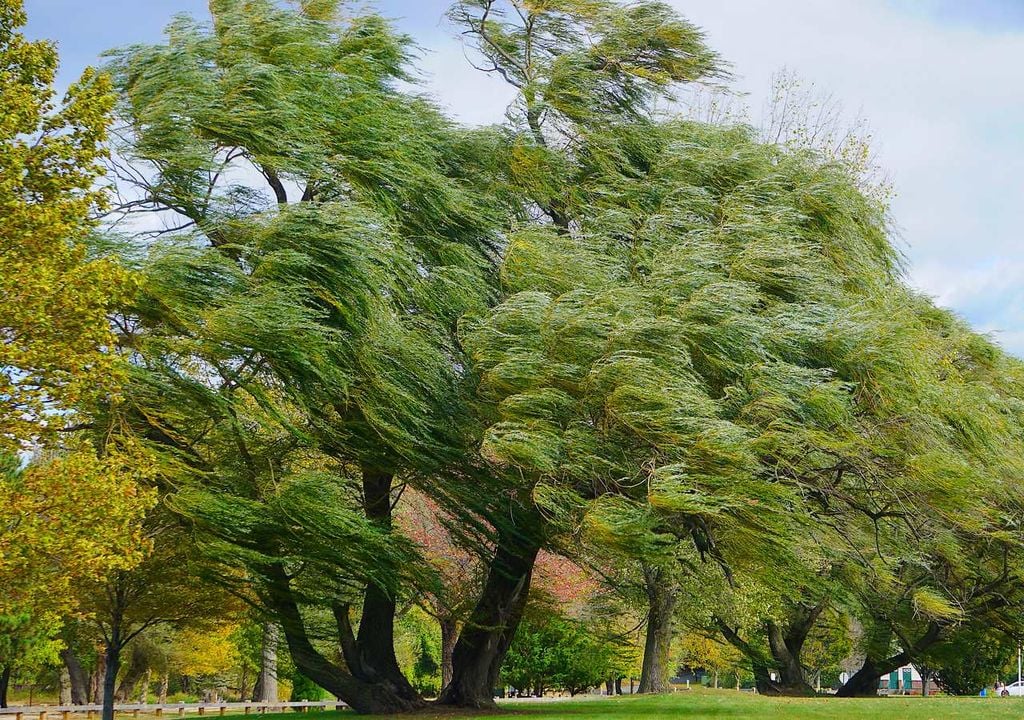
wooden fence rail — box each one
[0,701,347,720]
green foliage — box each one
[289,671,325,702]
[927,626,1015,696]
[394,607,442,697]
[502,605,627,696]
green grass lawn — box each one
[252,689,1024,720]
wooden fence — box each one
[0,701,347,720]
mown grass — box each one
[251,689,1024,720]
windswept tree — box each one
[101,0,504,713]
[438,2,726,706]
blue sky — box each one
[24,0,1024,356]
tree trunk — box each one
[615,677,622,695]
[159,674,169,704]
[102,639,122,720]
[60,667,73,705]
[835,623,941,698]
[439,617,457,692]
[139,669,151,704]
[637,564,677,694]
[0,665,10,708]
[264,564,421,714]
[62,648,90,705]
[716,601,823,697]
[253,623,279,702]
[437,507,543,708]
[763,620,815,696]
[834,656,887,697]
[351,468,419,702]
[90,653,105,705]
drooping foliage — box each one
[98,0,510,713]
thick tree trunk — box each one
[90,654,105,704]
[439,617,457,692]
[437,507,543,708]
[835,623,941,698]
[159,674,169,704]
[253,623,279,702]
[61,648,90,705]
[0,665,10,708]
[102,640,122,720]
[763,618,816,696]
[615,677,623,695]
[717,602,823,697]
[60,667,73,705]
[637,564,677,694]
[352,468,419,702]
[264,564,421,714]
[834,655,887,697]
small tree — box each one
[501,605,624,697]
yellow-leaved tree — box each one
[0,0,130,447]
[0,1,152,700]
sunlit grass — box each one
[254,689,1024,719]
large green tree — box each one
[101,0,504,713]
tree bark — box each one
[765,606,819,696]
[439,617,457,692]
[253,623,279,702]
[353,468,419,701]
[717,601,823,696]
[159,673,169,704]
[139,669,151,704]
[102,638,122,720]
[264,564,421,714]
[638,564,677,694]
[0,665,10,708]
[60,667,73,705]
[834,655,887,697]
[90,653,105,704]
[61,648,90,705]
[835,623,941,698]
[765,622,811,696]
[436,506,543,708]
